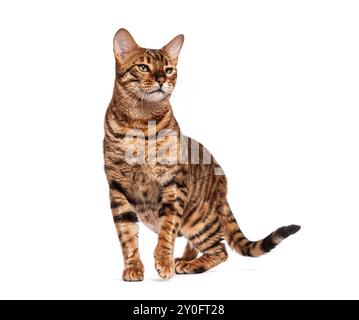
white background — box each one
[0,0,358,300]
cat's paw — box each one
[175,260,190,274]
[154,257,174,279]
[122,266,144,282]
[175,260,206,274]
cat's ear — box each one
[162,34,184,62]
[113,28,139,62]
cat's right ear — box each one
[113,28,139,63]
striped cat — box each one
[104,29,300,281]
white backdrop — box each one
[0,0,358,300]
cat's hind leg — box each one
[176,200,228,274]
[175,219,228,275]
[175,242,228,274]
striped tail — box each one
[220,207,300,257]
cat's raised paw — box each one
[122,266,144,282]
[155,258,174,279]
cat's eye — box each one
[138,64,150,72]
[165,67,174,75]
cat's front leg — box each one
[109,181,144,281]
[154,183,186,279]
[154,214,180,279]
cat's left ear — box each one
[162,34,184,63]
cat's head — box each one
[113,28,184,103]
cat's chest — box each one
[130,165,168,196]
[129,165,174,233]
[137,208,160,233]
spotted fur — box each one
[104,29,300,281]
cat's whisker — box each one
[133,88,146,108]
[139,89,147,113]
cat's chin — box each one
[145,91,167,103]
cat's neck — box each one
[108,83,181,135]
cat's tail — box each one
[219,206,300,257]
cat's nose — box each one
[154,72,166,87]
[156,77,165,87]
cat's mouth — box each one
[148,88,165,94]
[141,86,169,102]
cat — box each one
[104,28,300,281]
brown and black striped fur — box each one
[104,29,300,281]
